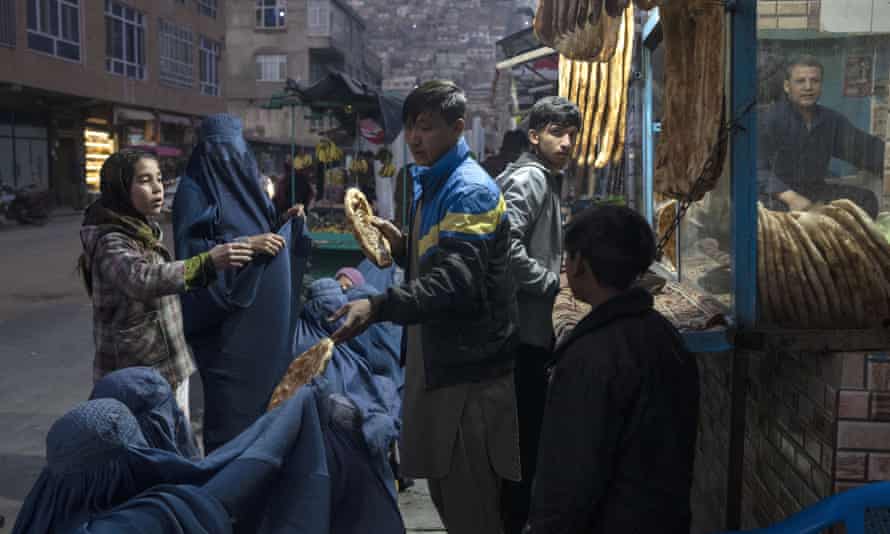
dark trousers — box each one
[501,343,551,534]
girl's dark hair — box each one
[564,204,656,291]
[99,149,158,216]
[403,80,467,126]
[78,149,159,296]
[528,96,582,132]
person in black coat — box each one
[524,205,700,534]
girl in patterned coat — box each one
[78,149,255,419]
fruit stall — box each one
[280,74,404,280]
[537,0,890,531]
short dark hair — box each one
[403,80,466,126]
[501,130,528,154]
[784,55,824,80]
[528,96,581,132]
[564,204,656,291]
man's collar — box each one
[516,151,565,178]
[411,138,471,191]
[781,97,826,127]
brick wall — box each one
[690,330,890,532]
[834,352,890,491]
[691,351,735,534]
[740,346,837,529]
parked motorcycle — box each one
[0,182,51,225]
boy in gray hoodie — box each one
[497,96,581,534]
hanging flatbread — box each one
[345,187,393,268]
[267,338,335,411]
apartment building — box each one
[225,0,382,177]
[0,0,226,207]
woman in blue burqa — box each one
[172,114,311,453]
[12,394,330,534]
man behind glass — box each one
[759,55,884,217]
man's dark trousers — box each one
[501,343,551,533]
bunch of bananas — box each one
[375,147,393,163]
[379,161,397,177]
[324,168,346,186]
[349,158,370,174]
[316,139,343,164]
[293,153,313,170]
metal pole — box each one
[290,104,296,205]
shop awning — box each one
[131,144,183,157]
[293,72,406,145]
[158,113,193,126]
[114,107,155,122]
[496,47,557,71]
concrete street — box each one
[0,213,443,532]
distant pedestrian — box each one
[78,149,253,418]
[335,267,365,291]
[482,130,528,179]
[524,205,700,534]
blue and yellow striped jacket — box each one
[412,140,508,261]
[372,138,518,389]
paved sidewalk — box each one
[400,479,446,532]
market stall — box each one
[536,0,890,531]
[274,72,405,279]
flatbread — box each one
[345,188,393,268]
[775,212,810,327]
[787,213,840,327]
[756,205,773,324]
[819,205,890,324]
[267,338,335,411]
[655,200,678,269]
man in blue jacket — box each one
[331,80,520,534]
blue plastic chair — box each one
[720,481,890,534]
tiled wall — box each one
[691,331,890,532]
[834,352,890,491]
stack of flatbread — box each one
[345,188,393,268]
[758,200,890,329]
[267,338,335,411]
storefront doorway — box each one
[0,111,50,191]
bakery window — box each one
[641,7,734,313]
[755,0,890,330]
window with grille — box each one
[200,37,221,96]
[159,19,194,88]
[197,0,216,18]
[27,0,80,60]
[256,54,287,81]
[105,0,145,79]
[256,0,286,29]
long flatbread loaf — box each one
[345,187,393,268]
[756,206,773,324]
[268,338,335,411]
